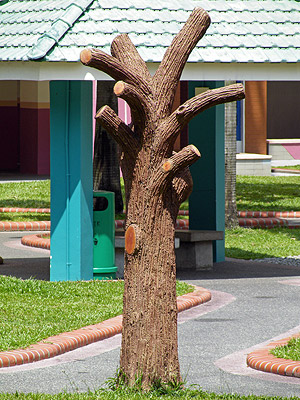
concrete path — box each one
[1,232,300,397]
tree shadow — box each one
[236,178,300,211]
[177,257,300,281]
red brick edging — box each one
[238,218,288,228]
[0,286,211,368]
[21,234,50,250]
[272,168,300,175]
[238,211,300,218]
[0,207,50,214]
[247,333,300,378]
[1,208,300,233]
[0,221,50,232]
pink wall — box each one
[0,105,19,171]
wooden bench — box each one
[115,230,223,277]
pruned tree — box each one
[81,7,245,389]
[225,80,239,229]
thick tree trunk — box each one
[93,81,123,213]
[225,80,239,229]
[122,204,179,384]
[81,6,245,389]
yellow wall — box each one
[20,81,50,109]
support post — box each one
[50,81,93,281]
[189,81,225,262]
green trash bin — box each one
[93,191,117,280]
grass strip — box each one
[0,181,50,209]
[0,212,50,222]
[225,227,300,260]
[0,387,299,399]
[271,337,300,362]
[0,276,192,352]
[236,175,300,212]
[274,165,300,170]
[1,175,300,219]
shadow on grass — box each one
[236,176,300,211]
[0,199,50,209]
[0,213,50,222]
[225,247,272,260]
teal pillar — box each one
[189,81,225,262]
[50,81,93,281]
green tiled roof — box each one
[0,0,299,63]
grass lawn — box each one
[1,176,300,259]
[0,181,50,209]
[271,337,300,362]
[0,180,50,222]
[1,176,300,214]
[1,175,300,377]
[274,165,300,170]
[236,175,300,212]
[225,227,300,260]
[0,277,192,352]
[0,388,298,400]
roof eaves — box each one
[27,0,94,61]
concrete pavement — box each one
[1,232,300,396]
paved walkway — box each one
[1,232,300,396]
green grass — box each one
[1,176,300,259]
[0,387,299,400]
[1,178,300,398]
[0,212,50,221]
[0,181,50,209]
[236,175,300,212]
[0,276,192,352]
[226,175,300,260]
[1,175,299,217]
[274,165,300,170]
[271,337,300,362]
[0,180,50,222]
[225,227,300,260]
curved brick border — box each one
[247,333,300,378]
[21,234,50,250]
[0,285,210,368]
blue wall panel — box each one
[188,81,225,262]
[50,81,93,281]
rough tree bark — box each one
[93,81,123,213]
[225,80,239,229]
[81,7,245,389]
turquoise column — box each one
[50,81,93,281]
[188,81,225,262]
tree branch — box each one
[114,81,153,128]
[158,83,245,147]
[80,48,151,95]
[172,168,194,208]
[150,145,201,196]
[111,34,152,84]
[95,105,139,154]
[152,7,211,118]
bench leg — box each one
[175,242,213,271]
